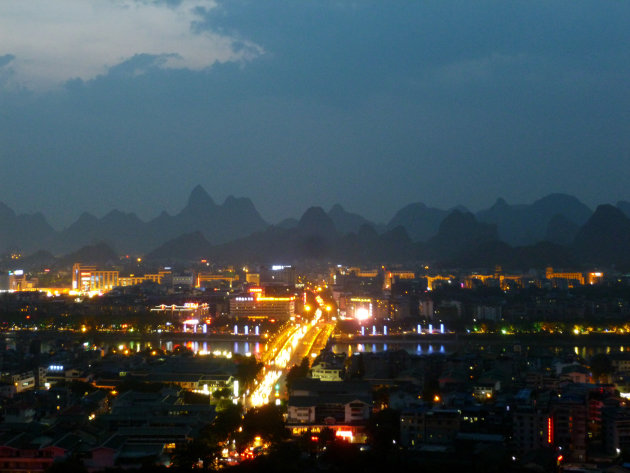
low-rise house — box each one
[287,379,372,443]
[311,361,344,382]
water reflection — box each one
[86,340,258,355]
[332,342,448,355]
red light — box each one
[311,436,318,442]
[557,455,563,462]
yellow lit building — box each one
[72,264,119,293]
[196,272,238,288]
[383,270,415,290]
[426,275,454,291]
[545,267,585,286]
[230,291,295,321]
[348,267,378,278]
[245,273,260,285]
[119,272,167,287]
[464,274,496,288]
[587,271,604,285]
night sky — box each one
[1,0,629,228]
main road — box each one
[247,314,335,408]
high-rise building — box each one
[230,288,295,321]
[72,264,119,293]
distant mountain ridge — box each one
[4,190,630,268]
[476,193,592,246]
[0,185,268,256]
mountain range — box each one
[2,188,630,269]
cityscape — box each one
[2,2,630,473]
[2,189,630,473]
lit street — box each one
[247,311,334,407]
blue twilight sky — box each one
[0,0,629,228]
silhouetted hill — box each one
[336,224,416,264]
[7,250,58,271]
[51,210,146,254]
[276,218,298,229]
[387,202,450,241]
[545,214,580,246]
[58,242,119,267]
[145,186,267,247]
[573,204,630,265]
[293,207,335,260]
[377,226,416,262]
[206,206,415,265]
[477,194,592,246]
[185,184,216,214]
[6,192,630,268]
[447,240,575,269]
[424,210,498,260]
[297,207,337,238]
[144,231,213,262]
[0,202,56,254]
[40,186,268,255]
[328,204,375,235]
[617,201,630,218]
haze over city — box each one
[1,1,629,226]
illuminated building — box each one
[196,272,238,288]
[383,270,415,290]
[72,264,119,293]
[118,272,166,287]
[230,288,295,321]
[311,361,344,382]
[587,271,604,285]
[150,303,210,318]
[4,270,37,291]
[464,274,498,288]
[287,379,372,443]
[346,267,378,278]
[426,275,454,291]
[245,272,260,285]
[172,273,194,289]
[260,265,296,286]
[546,267,585,287]
[336,295,389,321]
[348,297,373,321]
[552,401,588,462]
[512,407,550,455]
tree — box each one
[211,402,243,440]
[241,404,288,444]
[235,355,264,390]
[285,357,310,391]
[212,387,233,400]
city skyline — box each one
[1,1,629,226]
